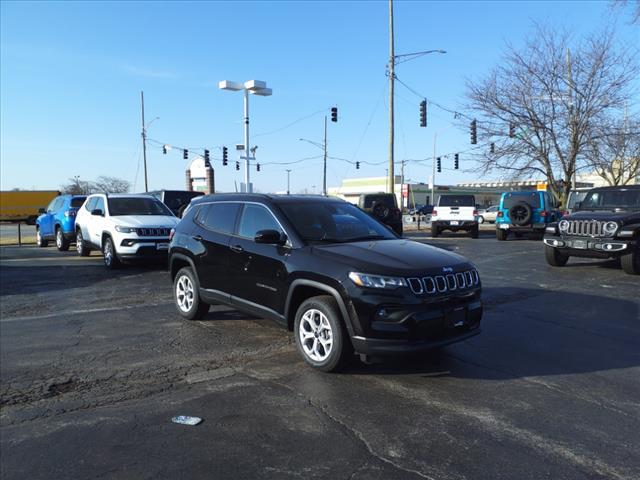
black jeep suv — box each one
[168,194,482,371]
[543,185,640,275]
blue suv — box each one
[36,195,87,250]
[495,191,561,241]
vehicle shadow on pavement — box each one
[0,263,168,296]
[199,306,260,322]
[341,287,639,381]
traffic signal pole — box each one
[323,116,327,196]
[141,91,148,192]
[243,89,251,193]
[431,131,437,206]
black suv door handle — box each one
[230,244,244,253]
[192,235,203,242]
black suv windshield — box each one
[70,197,86,208]
[278,201,396,243]
[580,189,640,210]
[108,197,174,216]
[439,195,475,207]
[362,194,396,209]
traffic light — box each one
[509,122,515,138]
[355,161,360,169]
[470,120,477,144]
[235,161,240,171]
[256,163,261,172]
[222,146,228,166]
[490,143,495,154]
[204,149,210,167]
[437,157,442,173]
[454,153,459,170]
[162,145,167,154]
[183,149,188,160]
[331,107,338,122]
[419,100,427,127]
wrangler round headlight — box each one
[603,221,618,236]
[558,219,570,232]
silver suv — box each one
[74,194,179,268]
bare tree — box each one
[586,115,640,185]
[61,177,94,195]
[465,25,638,204]
[92,176,130,193]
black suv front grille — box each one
[407,269,479,295]
[136,227,171,237]
[565,220,611,237]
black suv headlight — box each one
[558,219,570,233]
[348,272,407,290]
[603,221,618,236]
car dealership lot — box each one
[1,234,639,479]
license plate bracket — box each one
[572,239,587,249]
[450,221,459,226]
[445,307,466,328]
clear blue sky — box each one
[1,1,637,194]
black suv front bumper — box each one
[346,288,482,356]
[543,235,634,258]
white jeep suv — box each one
[75,194,179,268]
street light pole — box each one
[286,169,292,195]
[141,91,148,192]
[432,132,437,206]
[243,89,250,192]
[219,80,272,193]
[388,0,395,196]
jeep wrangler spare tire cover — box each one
[509,202,532,226]
[372,202,390,220]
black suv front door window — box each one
[238,204,283,239]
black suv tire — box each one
[56,227,70,251]
[294,296,351,372]
[496,229,508,241]
[173,267,210,320]
[470,226,479,239]
[431,225,439,238]
[621,249,639,275]
[545,245,569,267]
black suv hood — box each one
[568,210,640,225]
[312,239,472,275]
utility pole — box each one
[141,91,148,192]
[323,116,328,196]
[286,169,292,195]
[400,159,406,211]
[566,48,576,191]
[388,0,395,195]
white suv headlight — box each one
[348,272,407,289]
[115,225,137,233]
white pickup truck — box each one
[431,194,479,238]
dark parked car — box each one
[169,194,482,372]
[149,190,204,217]
[36,194,86,250]
[543,185,640,275]
[357,193,403,236]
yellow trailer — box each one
[0,190,60,224]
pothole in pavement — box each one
[44,378,77,398]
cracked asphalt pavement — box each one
[1,232,639,479]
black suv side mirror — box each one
[254,229,286,245]
[91,208,104,216]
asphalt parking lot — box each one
[1,231,639,479]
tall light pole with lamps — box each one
[219,80,272,193]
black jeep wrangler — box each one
[543,185,640,275]
[357,193,403,236]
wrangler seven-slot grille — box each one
[136,227,171,237]
[407,269,480,295]
[565,220,612,237]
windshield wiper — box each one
[345,235,389,242]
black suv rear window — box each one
[197,203,241,234]
[71,197,86,208]
[362,195,396,209]
[502,193,541,209]
[439,195,475,207]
